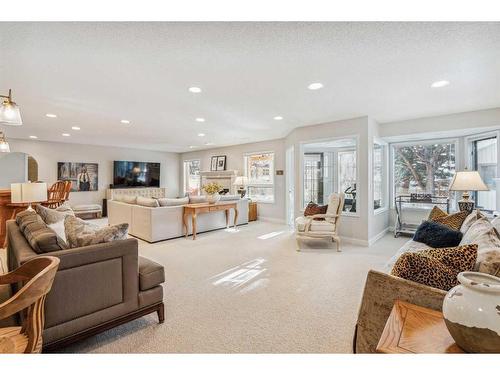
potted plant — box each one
[202,182,223,204]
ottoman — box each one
[72,204,102,219]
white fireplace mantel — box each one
[200,170,239,194]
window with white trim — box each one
[470,136,497,212]
[392,140,456,200]
[244,152,275,203]
[183,159,200,195]
[373,142,386,211]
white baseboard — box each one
[368,227,390,246]
[340,236,369,247]
[258,216,286,224]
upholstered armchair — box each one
[295,193,345,251]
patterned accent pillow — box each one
[15,210,44,231]
[391,244,478,291]
[64,215,128,248]
[304,202,328,220]
[477,248,500,277]
[459,217,500,249]
[431,210,469,231]
[22,219,68,253]
[35,203,75,224]
[428,206,448,221]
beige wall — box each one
[180,138,286,222]
[8,139,180,207]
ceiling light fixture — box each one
[0,132,10,152]
[46,113,57,118]
[62,133,70,137]
[195,118,205,122]
[0,89,22,126]
[120,120,130,124]
[273,116,283,120]
[308,82,324,90]
[29,135,38,139]
[204,142,214,146]
[188,87,202,93]
[189,145,198,149]
[71,126,80,130]
[431,80,450,88]
[197,133,206,137]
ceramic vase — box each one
[207,193,220,204]
[442,271,500,353]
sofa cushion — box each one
[138,256,165,291]
[295,216,335,232]
[114,195,137,204]
[189,195,207,204]
[22,220,68,253]
[35,202,75,224]
[136,196,159,208]
[413,220,463,248]
[460,210,486,233]
[64,215,128,248]
[157,197,189,207]
[391,244,478,291]
[430,210,468,231]
[459,217,500,249]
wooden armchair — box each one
[45,181,70,208]
[0,256,60,353]
[295,193,345,251]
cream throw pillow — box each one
[136,196,159,207]
[35,202,75,224]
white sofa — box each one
[108,197,249,242]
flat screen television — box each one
[113,161,161,188]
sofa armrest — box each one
[354,270,446,353]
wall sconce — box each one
[0,89,23,126]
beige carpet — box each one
[53,221,407,353]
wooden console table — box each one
[376,300,464,354]
[182,202,238,240]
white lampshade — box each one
[0,98,22,126]
[449,171,489,192]
[233,176,249,186]
[11,182,48,204]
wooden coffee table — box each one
[182,202,238,240]
[376,300,464,353]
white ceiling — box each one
[1,22,500,152]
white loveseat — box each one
[108,196,249,243]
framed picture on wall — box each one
[57,162,98,192]
[210,156,218,171]
[216,155,227,171]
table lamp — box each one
[449,170,488,212]
[233,176,249,198]
[11,182,48,211]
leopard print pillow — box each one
[428,206,448,220]
[391,244,478,291]
[431,210,469,231]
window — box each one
[183,160,200,195]
[245,152,275,203]
[303,153,324,207]
[373,143,385,210]
[392,141,456,200]
[338,150,357,213]
[471,136,497,212]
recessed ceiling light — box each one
[188,87,202,93]
[205,142,214,146]
[71,126,80,130]
[46,113,57,118]
[195,117,205,122]
[273,116,283,120]
[308,82,324,90]
[29,135,38,139]
[197,133,206,137]
[62,133,70,137]
[189,145,198,149]
[120,119,130,124]
[431,80,450,88]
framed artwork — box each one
[210,156,218,171]
[57,162,98,192]
[216,155,227,171]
